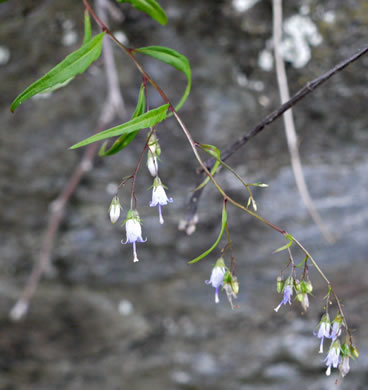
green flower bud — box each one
[276,276,283,293]
[295,279,301,293]
[305,280,313,294]
[350,345,359,359]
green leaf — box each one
[10,32,105,112]
[200,144,221,159]
[273,234,293,254]
[193,144,221,191]
[83,10,92,45]
[117,0,167,25]
[188,204,228,264]
[135,45,191,112]
[296,255,308,268]
[71,103,169,149]
[99,83,146,156]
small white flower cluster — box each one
[273,276,312,313]
[206,257,239,308]
[314,312,358,377]
[108,134,173,263]
[273,270,358,377]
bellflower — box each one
[121,209,146,262]
[330,314,343,340]
[339,355,350,378]
[109,196,122,224]
[274,277,293,312]
[325,339,341,376]
[149,177,173,224]
[314,313,331,354]
[205,258,226,303]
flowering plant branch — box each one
[9,0,362,378]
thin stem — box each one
[84,0,352,339]
[186,45,368,222]
[130,128,155,209]
[292,236,351,337]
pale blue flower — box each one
[206,258,226,303]
[314,313,331,354]
[274,283,293,312]
[121,209,146,262]
[149,177,173,224]
[325,340,341,376]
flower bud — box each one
[147,153,158,177]
[350,345,359,359]
[231,276,239,296]
[148,133,161,156]
[295,279,301,293]
[305,280,313,294]
[276,276,283,293]
[109,196,122,224]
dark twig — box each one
[182,44,368,230]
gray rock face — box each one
[1,0,367,389]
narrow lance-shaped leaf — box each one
[42,11,94,94]
[194,144,221,192]
[10,32,105,112]
[71,103,169,149]
[273,234,293,253]
[188,204,228,264]
[99,83,146,157]
[134,46,191,112]
[83,9,92,45]
[117,0,167,25]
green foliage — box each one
[99,83,146,156]
[188,204,228,264]
[71,103,170,149]
[117,0,167,25]
[194,144,221,191]
[273,234,293,253]
[135,46,191,112]
[83,10,92,45]
[10,32,105,112]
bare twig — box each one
[182,44,368,230]
[272,0,334,242]
[9,0,126,321]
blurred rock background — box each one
[0,0,367,389]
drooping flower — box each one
[149,177,173,224]
[121,209,146,262]
[338,343,351,378]
[314,313,331,354]
[325,339,341,376]
[109,196,122,224]
[205,257,226,303]
[295,279,310,312]
[274,277,293,312]
[339,355,350,377]
[330,314,343,340]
